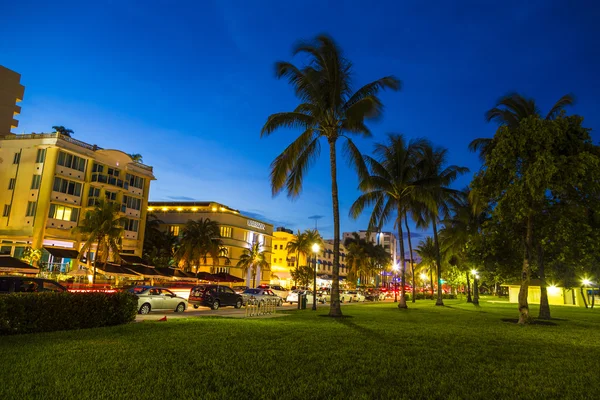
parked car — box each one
[188,285,243,310]
[341,290,365,303]
[128,286,187,314]
[241,288,283,306]
[286,289,315,304]
[232,285,249,294]
[317,290,330,304]
[257,284,289,300]
[0,276,66,294]
[364,290,381,301]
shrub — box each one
[405,293,457,301]
[0,291,138,335]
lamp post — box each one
[420,273,427,300]
[581,278,591,309]
[312,243,320,311]
[471,269,479,305]
[392,263,399,303]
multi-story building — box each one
[272,227,349,288]
[147,201,273,286]
[343,230,398,264]
[0,132,154,271]
[0,66,25,137]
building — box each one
[343,230,398,264]
[147,201,273,286]
[272,227,349,288]
[502,280,597,308]
[0,66,25,137]
[0,132,155,271]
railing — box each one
[40,262,71,273]
[244,298,278,317]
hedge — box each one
[0,291,138,335]
[405,293,458,301]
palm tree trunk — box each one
[518,215,533,324]
[397,207,407,309]
[537,244,551,319]
[432,219,444,306]
[466,272,472,303]
[404,216,416,303]
[93,238,101,284]
[328,138,342,317]
[430,267,434,299]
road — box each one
[136,299,390,321]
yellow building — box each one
[0,132,155,271]
[503,280,593,308]
[271,228,349,288]
[148,202,273,286]
[0,66,25,136]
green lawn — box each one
[1,299,599,399]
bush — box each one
[405,293,457,301]
[0,291,138,335]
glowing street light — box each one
[471,269,479,305]
[582,279,591,286]
[312,243,320,311]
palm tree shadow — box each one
[334,317,384,340]
[445,305,488,313]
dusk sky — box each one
[2,0,599,243]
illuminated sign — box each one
[247,220,265,230]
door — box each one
[148,288,164,310]
[161,289,178,309]
[219,286,236,306]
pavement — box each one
[136,299,388,321]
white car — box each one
[128,286,188,314]
[341,290,365,303]
[286,289,316,304]
[257,284,289,300]
[241,288,283,306]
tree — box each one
[415,237,437,299]
[52,125,74,137]
[413,143,468,306]
[237,241,270,287]
[468,93,574,160]
[291,265,314,288]
[261,35,400,317]
[174,219,226,273]
[350,134,428,309]
[129,153,143,163]
[21,247,42,267]
[472,113,600,323]
[75,199,127,283]
[286,230,308,282]
[344,233,370,285]
[142,214,177,268]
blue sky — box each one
[2,0,599,245]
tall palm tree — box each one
[415,237,437,299]
[237,241,270,287]
[75,199,127,283]
[52,125,74,137]
[286,230,308,281]
[261,35,400,317]
[174,219,225,273]
[350,134,427,308]
[344,233,370,286]
[416,143,468,306]
[468,93,574,160]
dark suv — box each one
[0,276,67,294]
[188,285,243,310]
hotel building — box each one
[0,66,25,136]
[147,202,273,286]
[0,133,155,270]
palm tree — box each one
[52,125,74,137]
[350,134,427,308]
[129,153,143,163]
[415,237,437,299]
[21,247,42,267]
[75,199,127,283]
[237,241,270,287]
[174,219,225,273]
[286,230,309,283]
[261,35,400,317]
[468,93,574,160]
[344,233,370,286]
[415,143,468,306]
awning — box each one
[119,254,151,266]
[44,247,79,259]
[156,268,198,281]
[196,272,218,282]
[96,263,140,278]
[0,256,40,274]
[213,272,244,283]
[126,265,165,277]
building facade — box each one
[0,132,154,271]
[0,66,25,137]
[148,202,273,286]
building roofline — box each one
[147,201,274,227]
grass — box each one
[1,298,599,399]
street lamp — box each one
[392,263,399,302]
[312,243,320,311]
[420,273,427,299]
[471,269,479,305]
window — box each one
[57,151,86,172]
[105,190,117,201]
[122,195,142,211]
[107,168,120,177]
[53,177,82,197]
[2,205,10,217]
[13,152,20,164]
[31,175,41,190]
[126,173,144,189]
[35,148,46,163]
[92,163,104,173]
[214,266,229,274]
[220,226,232,238]
[87,187,101,206]
[123,219,139,232]
[26,202,37,217]
[48,204,79,222]
[244,231,254,243]
[169,225,180,236]
[8,178,15,190]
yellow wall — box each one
[507,285,586,307]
